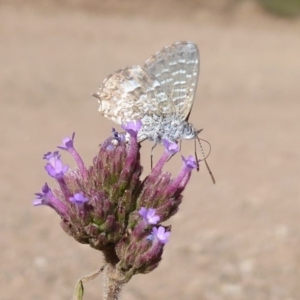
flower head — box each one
[34,128,196,283]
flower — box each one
[69,192,89,205]
[162,139,179,155]
[159,155,197,196]
[33,183,68,217]
[58,132,75,150]
[121,120,142,137]
[58,133,87,179]
[34,128,196,282]
[44,151,69,179]
[182,155,198,170]
[33,183,51,206]
[150,140,179,176]
[138,207,160,225]
[151,226,170,244]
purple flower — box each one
[33,183,68,217]
[162,139,179,155]
[121,120,142,137]
[69,192,89,205]
[33,183,51,206]
[150,140,179,176]
[34,128,195,279]
[58,132,75,150]
[57,133,87,179]
[164,155,197,192]
[138,207,160,225]
[44,151,69,179]
[182,155,198,170]
[151,226,170,244]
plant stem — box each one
[103,263,123,300]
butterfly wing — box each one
[94,66,174,125]
[144,41,199,121]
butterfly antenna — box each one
[194,137,200,171]
[196,134,216,184]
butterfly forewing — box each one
[144,41,199,121]
[96,66,174,125]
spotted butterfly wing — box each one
[144,41,200,121]
[95,66,175,126]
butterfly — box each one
[93,41,215,182]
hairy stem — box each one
[103,263,124,300]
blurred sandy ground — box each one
[1,1,300,299]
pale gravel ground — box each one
[1,3,300,300]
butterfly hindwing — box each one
[95,66,174,125]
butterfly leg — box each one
[150,142,157,169]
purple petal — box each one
[182,155,197,170]
[138,207,160,225]
[33,183,51,206]
[33,199,43,206]
[44,151,69,179]
[138,207,147,219]
[33,183,68,217]
[121,120,142,137]
[44,164,57,178]
[162,139,179,155]
[146,208,160,224]
[58,132,75,150]
[152,226,170,244]
[69,192,89,205]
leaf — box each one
[71,266,104,300]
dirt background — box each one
[1,1,300,299]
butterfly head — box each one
[180,122,199,140]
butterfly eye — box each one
[182,124,195,139]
